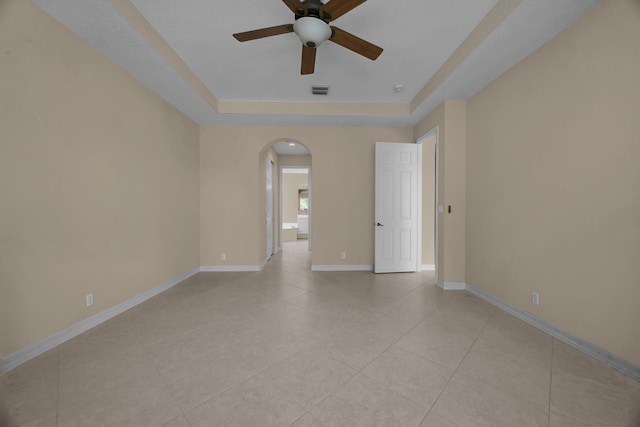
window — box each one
[298,189,309,214]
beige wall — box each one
[282,173,309,224]
[200,126,413,267]
[279,155,312,167]
[0,0,200,357]
[5,0,637,375]
[466,0,640,365]
[414,101,466,283]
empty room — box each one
[1,0,639,426]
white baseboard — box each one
[311,264,374,272]
[421,264,436,271]
[0,267,199,375]
[200,257,270,273]
[436,279,466,290]
[200,265,261,272]
[465,283,640,383]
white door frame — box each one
[416,126,439,277]
[279,166,312,252]
[266,157,274,260]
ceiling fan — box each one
[233,0,383,75]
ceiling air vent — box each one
[311,85,329,95]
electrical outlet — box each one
[86,293,94,307]
[340,252,347,260]
[532,292,539,306]
[221,253,226,261]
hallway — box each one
[1,242,639,426]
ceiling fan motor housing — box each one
[299,0,328,19]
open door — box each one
[374,142,418,273]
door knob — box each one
[376,222,384,227]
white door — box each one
[266,158,274,259]
[375,142,418,273]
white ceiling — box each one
[272,140,311,156]
[33,0,601,128]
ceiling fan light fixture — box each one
[293,17,332,48]
[232,0,383,75]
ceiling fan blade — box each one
[301,45,316,75]
[329,26,382,60]
[233,24,293,42]
[282,0,306,15]
[320,0,366,21]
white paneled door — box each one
[375,142,418,273]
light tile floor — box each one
[1,240,639,426]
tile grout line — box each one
[85,274,464,425]
[258,351,357,427]
[259,343,352,402]
[168,317,328,421]
[146,275,337,419]
[444,304,557,421]
[287,410,313,427]
[289,284,441,421]
[320,289,465,423]
[377,292,485,367]
[451,327,555,413]
[417,304,497,427]
[124,318,174,426]
[21,251,636,426]
[155,365,194,426]
[126,304,194,427]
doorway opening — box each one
[261,139,312,267]
[266,157,274,260]
[417,127,439,278]
[281,167,311,250]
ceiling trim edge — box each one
[109,0,220,111]
[409,0,524,112]
[108,0,519,121]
